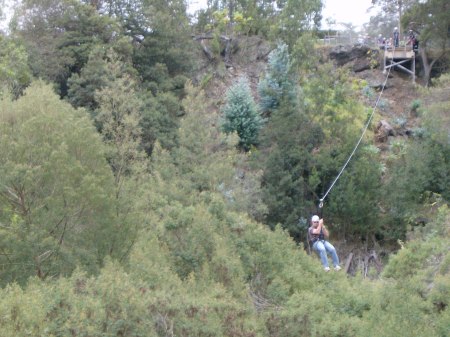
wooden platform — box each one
[383,46,416,82]
[385,49,415,59]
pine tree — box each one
[258,42,297,116]
[221,76,263,151]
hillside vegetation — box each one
[0,0,449,336]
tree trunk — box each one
[419,42,445,86]
[419,44,432,85]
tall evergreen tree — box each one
[258,42,297,116]
[67,43,135,112]
[259,99,323,238]
[221,76,263,151]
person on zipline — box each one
[309,215,341,272]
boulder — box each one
[376,120,395,142]
[353,58,372,72]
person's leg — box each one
[323,241,340,267]
[313,241,329,269]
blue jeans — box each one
[313,240,340,268]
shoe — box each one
[334,266,341,271]
[324,267,330,272]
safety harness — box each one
[308,226,325,248]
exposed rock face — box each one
[329,44,380,71]
[353,58,372,72]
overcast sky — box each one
[322,0,374,28]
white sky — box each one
[188,0,375,30]
[322,0,374,29]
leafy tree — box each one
[103,0,194,81]
[197,0,274,36]
[199,0,322,40]
[366,9,398,39]
[371,0,416,33]
[12,0,121,95]
[291,32,320,73]
[326,145,383,241]
[94,57,149,261]
[384,74,450,224]
[67,47,178,159]
[258,97,323,238]
[363,206,450,337]
[66,47,112,112]
[421,73,450,156]
[300,64,369,176]
[0,35,32,97]
[66,42,135,112]
[174,81,266,219]
[386,139,449,216]
[370,0,449,84]
[139,89,183,154]
[221,76,263,151]
[0,81,116,285]
[269,0,322,45]
[402,0,450,84]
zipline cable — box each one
[319,46,394,209]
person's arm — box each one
[310,222,322,234]
[320,219,330,238]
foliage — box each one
[139,89,183,154]
[94,59,149,262]
[197,0,321,40]
[255,43,314,234]
[258,98,323,239]
[0,81,116,285]
[269,0,322,46]
[258,42,297,115]
[401,0,450,84]
[12,0,121,96]
[0,35,32,97]
[105,0,194,82]
[364,205,450,337]
[385,74,450,223]
[0,1,449,335]
[402,0,449,50]
[326,146,383,239]
[421,74,450,149]
[66,44,135,112]
[221,76,263,151]
[298,63,385,239]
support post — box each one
[344,252,353,274]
